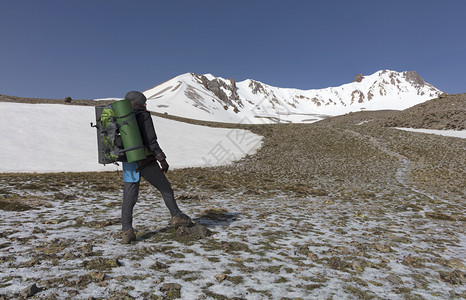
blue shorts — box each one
[122,161,140,182]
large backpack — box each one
[91,100,146,165]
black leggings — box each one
[121,163,181,231]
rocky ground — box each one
[0,96,465,299]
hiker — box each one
[121,91,192,244]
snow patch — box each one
[396,128,466,139]
[0,103,262,173]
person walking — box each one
[121,91,192,244]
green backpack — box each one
[91,100,146,165]
[101,107,125,162]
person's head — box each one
[125,91,147,109]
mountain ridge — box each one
[143,70,442,124]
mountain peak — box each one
[403,71,425,86]
[353,73,364,83]
[143,70,442,124]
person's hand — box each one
[160,159,169,173]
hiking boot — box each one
[170,213,194,228]
[121,228,136,244]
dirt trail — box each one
[343,128,442,204]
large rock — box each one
[175,224,212,238]
[404,71,425,86]
[353,73,364,82]
[386,274,403,285]
[447,258,465,270]
[160,282,182,291]
[20,283,41,297]
[214,273,227,283]
[82,258,121,270]
[439,269,465,285]
[194,74,240,111]
[150,260,168,270]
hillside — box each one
[370,93,466,130]
[315,110,399,126]
[315,93,466,130]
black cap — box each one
[125,91,147,105]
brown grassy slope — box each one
[166,124,399,197]
[317,93,466,130]
[316,110,399,126]
[0,94,112,106]
[369,93,466,130]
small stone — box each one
[20,283,41,297]
[327,256,348,270]
[82,258,121,270]
[379,256,390,264]
[386,233,404,242]
[63,251,75,260]
[24,258,40,267]
[160,282,182,291]
[307,253,318,261]
[386,274,403,285]
[447,258,465,270]
[352,260,363,272]
[439,269,466,285]
[39,280,49,287]
[75,216,85,224]
[80,243,93,254]
[90,271,106,281]
[214,274,227,283]
[402,254,424,268]
[32,227,46,234]
[150,261,168,270]
[373,242,392,253]
[175,224,212,238]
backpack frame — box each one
[91,103,144,165]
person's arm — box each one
[138,112,164,157]
[138,111,169,172]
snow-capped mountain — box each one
[143,70,442,124]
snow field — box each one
[0,102,262,173]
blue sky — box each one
[1,0,465,99]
